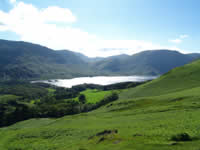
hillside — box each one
[0,40,95,80]
[120,59,200,99]
[1,56,200,149]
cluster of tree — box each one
[0,100,36,126]
[54,87,79,100]
[71,81,146,92]
[0,92,119,127]
[35,92,119,118]
[0,81,49,99]
[102,82,145,90]
[0,80,119,127]
[72,84,102,92]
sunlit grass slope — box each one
[1,87,200,150]
[1,59,200,150]
[74,89,114,103]
[120,59,200,99]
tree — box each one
[78,94,86,104]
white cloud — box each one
[41,6,76,23]
[1,2,76,24]
[180,34,189,39]
[169,34,189,44]
[0,1,89,49]
[169,39,182,44]
[9,0,16,4]
[0,1,185,57]
[74,40,182,57]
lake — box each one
[32,76,157,88]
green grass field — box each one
[1,60,200,150]
[1,87,200,150]
[74,89,115,103]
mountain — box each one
[186,53,200,59]
[93,50,200,75]
[0,39,200,80]
[72,51,104,62]
[0,39,95,80]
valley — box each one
[0,40,200,150]
[0,0,199,149]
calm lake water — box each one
[33,76,157,88]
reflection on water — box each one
[32,76,157,88]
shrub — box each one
[171,133,192,141]
[79,94,86,104]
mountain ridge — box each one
[93,49,198,75]
[0,39,200,80]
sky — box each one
[0,0,199,57]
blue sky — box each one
[0,0,199,57]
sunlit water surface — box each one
[32,76,157,88]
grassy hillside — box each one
[1,86,200,150]
[1,59,200,149]
[120,59,200,99]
